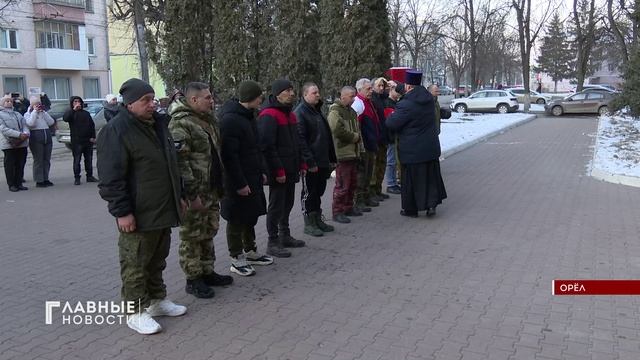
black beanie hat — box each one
[119,78,155,105]
[395,83,406,95]
[238,80,263,102]
[271,79,293,96]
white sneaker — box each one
[126,311,162,335]
[230,253,256,276]
[245,250,274,266]
[146,299,187,317]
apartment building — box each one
[0,0,110,101]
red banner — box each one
[553,280,640,295]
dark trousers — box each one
[332,160,358,215]
[371,144,387,195]
[29,130,53,183]
[227,223,257,258]
[72,143,93,178]
[355,151,375,204]
[119,228,171,312]
[301,167,331,215]
[3,147,27,188]
[267,181,296,239]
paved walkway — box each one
[1,115,640,359]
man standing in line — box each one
[63,96,98,185]
[97,78,186,335]
[351,78,380,211]
[219,80,274,277]
[370,77,391,202]
[257,79,307,258]
[295,83,337,237]
[168,82,233,299]
[328,86,363,223]
[384,83,405,194]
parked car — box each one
[544,91,615,116]
[440,85,454,95]
[449,90,519,114]
[506,88,551,104]
[571,84,618,93]
[54,99,106,149]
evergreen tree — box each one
[535,13,574,92]
[212,1,251,99]
[346,0,392,85]
[319,0,352,97]
[155,0,216,90]
[246,0,276,89]
[270,0,322,94]
[613,47,640,116]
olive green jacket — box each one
[327,102,363,161]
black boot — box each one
[267,236,292,257]
[74,177,81,185]
[202,272,233,286]
[185,278,215,298]
[333,213,351,223]
[426,207,436,217]
[314,212,335,232]
[345,207,363,216]
[86,175,99,183]
[281,233,306,248]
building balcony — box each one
[32,0,86,9]
[36,48,89,70]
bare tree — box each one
[0,0,20,22]
[388,0,405,66]
[605,0,639,68]
[400,0,442,70]
[512,0,556,111]
[572,0,603,92]
[443,15,470,94]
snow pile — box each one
[591,115,640,183]
[440,112,536,157]
[518,104,546,112]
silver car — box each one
[544,91,615,116]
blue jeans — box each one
[385,146,399,187]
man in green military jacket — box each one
[168,82,233,299]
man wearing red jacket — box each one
[257,79,307,258]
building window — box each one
[87,37,95,56]
[43,77,71,100]
[82,77,100,99]
[85,0,93,13]
[35,21,80,50]
[45,0,86,8]
[3,76,26,95]
[0,28,18,50]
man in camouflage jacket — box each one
[168,82,232,299]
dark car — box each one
[545,91,615,116]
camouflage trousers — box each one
[119,228,171,312]
[179,193,220,280]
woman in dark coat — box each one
[218,81,271,275]
[385,71,447,217]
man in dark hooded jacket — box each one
[63,96,97,185]
[257,79,307,258]
[386,70,447,218]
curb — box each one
[441,114,538,159]
[590,167,640,188]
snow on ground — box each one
[440,112,535,155]
[518,103,546,112]
[592,114,640,181]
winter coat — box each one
[257,96,306,185]
[351,95,380,152]
[371,91,390,145]
[97,110,182,232]
[63,96,95,145]
[327,102,362,162]
[0,107,29,150]
[168,98,224,199]
[294,100,337,169]
[218,99,267,225]
[385,85,441,164]
[104,103,120,123]
[434,98,452,135]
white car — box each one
[449,90,519,114]
[506,88,551,104]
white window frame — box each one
[0,28,19,51]
[87,37,95,56]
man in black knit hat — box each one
[257,79,307,258]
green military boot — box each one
[314,212,334,232]
[303,212,324,237]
